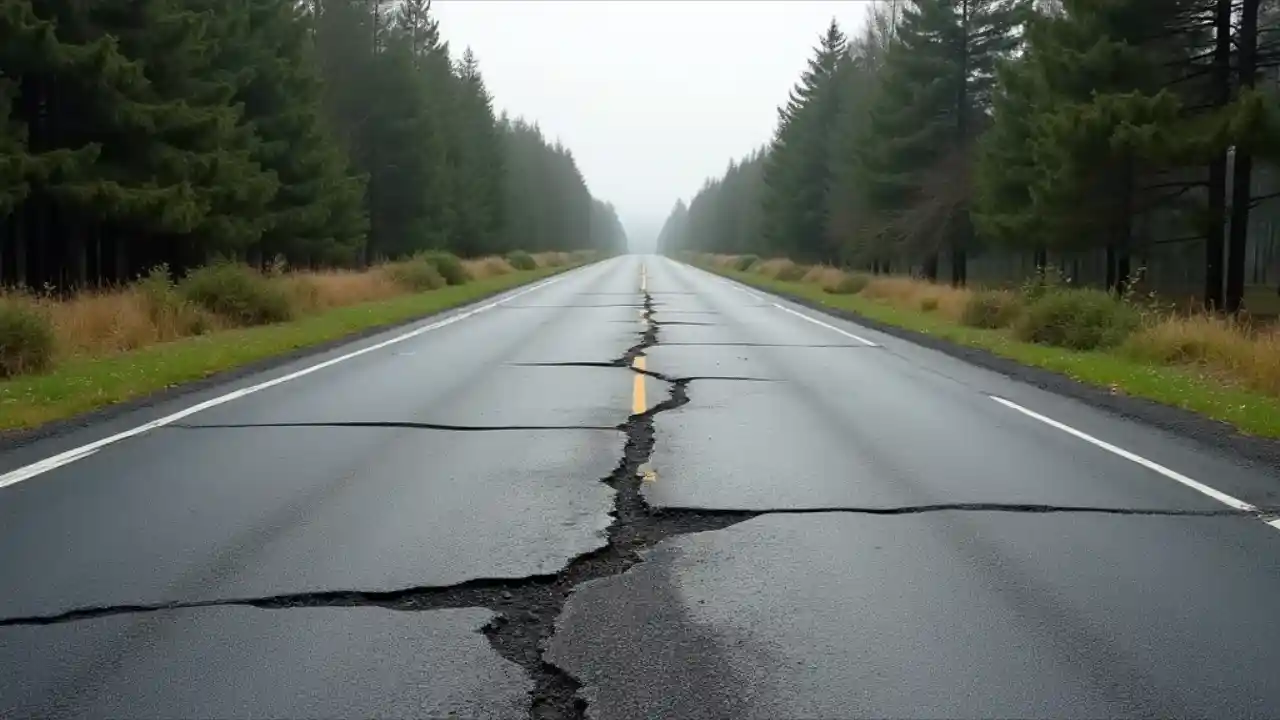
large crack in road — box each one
[1,287,1276,720]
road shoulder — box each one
[686,260,1280,471]
[0,263,589,451]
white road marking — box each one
[989,395,1261,514]
[770,303,879,347]
[0,274,569,491]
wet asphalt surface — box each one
[2,255,1280,718]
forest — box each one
[0,0,627,291]
[658,0,1280,314]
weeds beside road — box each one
[692,253,1280,439]
[0,251,593,431]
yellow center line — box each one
[631,356,647,414]
[640,264,647,292]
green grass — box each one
[0,267,566,431]
[710,266,1280,439]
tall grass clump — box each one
[178,261,294,327]
[0,295,54,377]
[1015,288,1138,350]
[382,257,447,292]
[506,249,537,270]
[420,251,470,285]
[961,289,1023,329]
[825,272,871,295]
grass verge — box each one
[705,265,1280,440]
[0,267,567,431]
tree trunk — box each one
[922,253,939,281]
[951,244,967,286]
[66,232,87,290]
[1204,0,1232,310]
[1226,0,1260,313]
[952,0,970,290]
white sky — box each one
[431,0,872,249]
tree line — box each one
[658,0,1280,313]
[0,0,626,290]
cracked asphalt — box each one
[2,255,1280,718]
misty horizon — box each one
[430,0,872,250]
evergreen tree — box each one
[450,48,505,256]
[0,0,618,289]
[656,200,689,255]
[0,58,29,218]
[761,19,846,263]
[827,11,895,269]
[861,0,1025,284]
[205,0,367,267]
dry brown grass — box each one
[283,270,403,313]
[708,254,742,270]
[754,258,802,279]
[1125,314,1280,396]
[463,256,516,279]
[861,276,970,321]
[45,288,222,359]
[532,251,571,268]
[712,250,1280,398]
[15,253,575,366]
[801,265,849,291]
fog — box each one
[431,0,872,250]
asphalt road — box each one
[2,254,1280,718]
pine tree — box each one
[1,0,622,289]
[0,67,29,218]
[861,0,1025,284]
[450,48,504,256]
[975,0,1213,292]
[761,19,846,263]
[202,0,367,268]
[827,15,894,269]
[656,200,689,255]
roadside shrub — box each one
[736,254,759,272]
[383,258,446,292]
[961,289,1023,329]
[709,254,738,269]
[178,262,294,327]
[1014,288,1139,350]
[1018,265,1072,302]
[825,273,870,295]
[463,256,515,279]
[136,264,183,321]
[775,263,808,282]
[534,251,571,267]
[754,258,797,278]
[920,297,939,312]
[0,297,54,377]
[506,250,537,271]
[136,264,217,336]
[420,251,470,286]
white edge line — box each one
[771,303,879,347]
[988,395,1259,513]
[682,261,878,347]
[0,273,569,490]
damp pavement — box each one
[2,255,1280,718]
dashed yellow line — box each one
[631,356,646,414]
[640,263,647,292]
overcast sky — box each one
[431,0,872,249]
